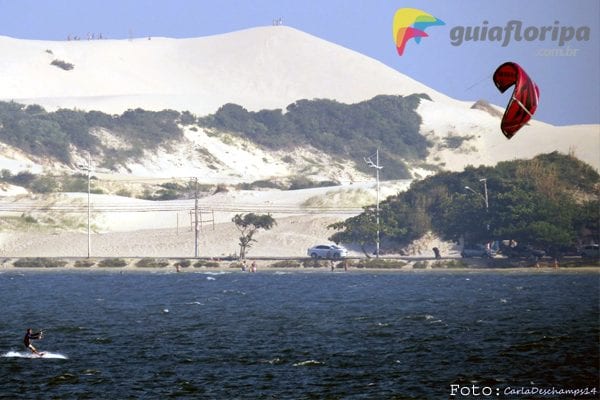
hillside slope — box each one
[0,26,597,180]
[0,26,451,116]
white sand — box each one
[0,182,423,258]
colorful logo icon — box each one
[393,8,445,56]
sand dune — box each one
[0,27,597,258]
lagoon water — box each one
[0,270,598,399]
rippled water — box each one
[0,270,598,399]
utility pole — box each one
[365,149,383,258]
[79,152,92,258]
[481,178,489,231]
[87,152,91,258]
[465,177,489,230]
[481,178,489,211]
[194,177,199,257]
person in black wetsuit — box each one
[23,328,43,355]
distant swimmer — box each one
[23,328,44,356]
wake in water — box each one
[2,351,68,359]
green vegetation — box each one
[1,95,427,178]
[14,258,67,268]
[0,169,201,201]
[269,260,302,268]
[442,135,474,149]
[0,101,193,165]
[98,258,127,268]
[0,170,90,194]
[236,180,287,190]
[352,259,407,269]
[74,260,95,268]
[329,153,599,256]
[173,259,191,268]
[50,59,74,71]
[200,94,430,179]
[232,213,277,259]
[137,181,193,200]
[288,176,339,190]
[136,258,170,268]
[193,260,220,268]
[301,259,329,268]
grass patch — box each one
[136,258,170,268]
[440,259,469,268]
[412,261,428,269]
[269,260,302,268]
[173,259,192,268]
[442,135,474,149]
[353,259,408,269]
[236,180,286,190]
[50,59,74,71]
[193,260,220,268]
[74,260,95,268]
[302,259,330,268]
[14,258,67,268]
[302,188,371,208]
[98,258,127,268]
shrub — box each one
[241,180,285,190]
[443,135,474,149]
[74,260,95,268]
[173,259,191,268]
[214,184,228,194]
[30,176,59,193]
[21,214,38,224]
[116,188,133,197]
[14,258,67,268]
[353,259,407,269]
[412,261,428,269]
[302,259,328,268]
[62,175,88,192]
[98,258,127,268]
[431,260,469,268]
[50,59,74,70]
[193,260,220,268]
[270,260,301,268]
[136,258,170,268]
[199,95,425,179]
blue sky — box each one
[0,0,598,126]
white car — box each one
[307,244,348,259]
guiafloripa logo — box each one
[393,8,445,56]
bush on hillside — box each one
[98,258,127,268]
[50,59,74,70]
[14,258,67,268]
[200,95,429,179]
[136,258,170,268]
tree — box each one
[232,213,276,260]
[329,210,378,257]
[329,153,599,255]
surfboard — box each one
[1,351,67,359]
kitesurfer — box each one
[23,328,43,355]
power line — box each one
[0,202,363,214]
